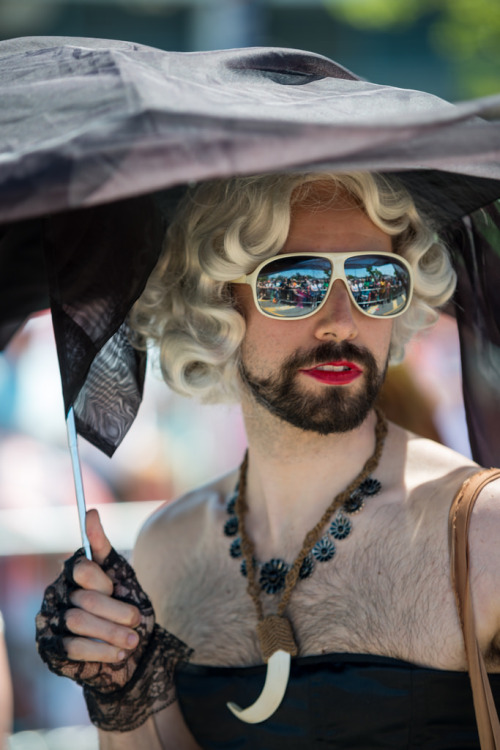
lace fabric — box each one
[43,197,165,458]
[36,547,193,731]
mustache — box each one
[281,341,377,372]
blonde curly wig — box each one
[130,172,456,403]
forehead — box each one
[284,186,392,254]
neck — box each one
[240,394,380,557]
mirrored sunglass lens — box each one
[344,255,411,317]
[256,257,331,318]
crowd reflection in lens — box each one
[256,260,409,318]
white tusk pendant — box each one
[226,649,291,724]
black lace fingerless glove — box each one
[36,547,193,732]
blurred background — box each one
[1,0,499,98]
[1,0,496,747]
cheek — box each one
[365,319,393,360]
[234,285,290,346]
[244,317,290,356]
[240,312,304,373]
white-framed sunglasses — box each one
[231,251,413,320]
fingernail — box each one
[117,650,126,661]
[127,633,139,647]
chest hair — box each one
[159,500,470,670]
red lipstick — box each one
[299,361,362,385]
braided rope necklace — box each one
[231,408,388,665]
[225,476,381,593]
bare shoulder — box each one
[405,426,476,477]
[402,426,500,520]
[390,421,500,648]
[132,468,238,605]
[385,421,479,494]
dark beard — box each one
[239,341,386,435]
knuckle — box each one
[62,636,81,661]
[65,608,86,634]
[78,589,101,611]
[72,560,93,587]
[73,561,113,596]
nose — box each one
[312,279,358,342]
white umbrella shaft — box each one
[66,406,92,560]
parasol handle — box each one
[66,407,92,560]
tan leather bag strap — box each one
[449,468,500,750]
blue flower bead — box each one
[259,558,289,594]
[359,477,381,496]
[226,492,238,515]
[230,538,242,558]
[224,516,239,536]
[343,492,364,514]
[330,514,352,540]
[312,536,336,562]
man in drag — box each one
[37,171,500,749]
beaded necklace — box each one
[225,475,381,593]
[227,408,388,665]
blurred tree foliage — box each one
[325,0,500,98]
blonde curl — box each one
[130,172,456,402]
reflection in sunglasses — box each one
[256,256,410,319]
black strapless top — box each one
[175,652,500,749]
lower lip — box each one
[300,367,362,385]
